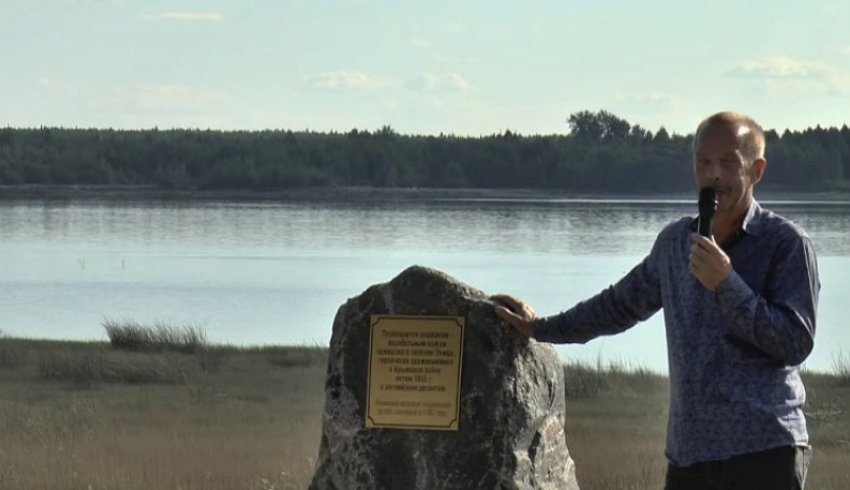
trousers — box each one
[664,446,811,490]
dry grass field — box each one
[0,328,847,489]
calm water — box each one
[1,197,848,373]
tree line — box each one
[0,110,848,193]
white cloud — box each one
[36,76,52,87]
[411,73,471,93]
[303,71,385,91]
[134,85,229,110]
[410,37,431,49]
[148,12,224,22]
[727,55,848,96]
[727,55,834,80]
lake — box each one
[1,195,848,373]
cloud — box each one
[133,85,229,110]
[303,71,385,91]
[410,37,431,49]
[728,55,850,97]
[410,73,471,93]
[148,12,224,22]
[726,55,848,96]
[727,55,835,80]
[36,76,52,87]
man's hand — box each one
[491,294,536,337]
[689,233,732,291]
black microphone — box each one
[697,187,716,237]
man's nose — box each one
[707,162,722,181]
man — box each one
[494,112,819,490]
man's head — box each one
[693,112,767,220]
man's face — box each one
[693,123,764,218]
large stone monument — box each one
[310,266,579,490]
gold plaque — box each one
[366,315,465,431]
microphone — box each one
[697,187,716,237]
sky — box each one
[1,0,849,136]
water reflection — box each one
[1,198,848,374]
[2,198,848,255]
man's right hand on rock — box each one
[491,294,536,338]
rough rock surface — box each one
[309,265,579,490]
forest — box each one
[0,110,848,193]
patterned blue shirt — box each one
[532,200,819,467]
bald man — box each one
[494,112,819,490]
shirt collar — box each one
[689,199,764,237]
[739,199,763,237]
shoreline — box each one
[0,332,850,379]
[1,335,847,377]
[2,184,850,203]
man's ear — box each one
[751,158,766,184]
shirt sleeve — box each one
[531,237,664,344]
[714,233,819,366]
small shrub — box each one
[104,319,208,354]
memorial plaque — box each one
[366,315,465,431]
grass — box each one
[832,352,850,386]
[38,349,188,386]
[0,333,327,490]
[103,319,209,354]
[0,330,847,489]
[563,358,667,399]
